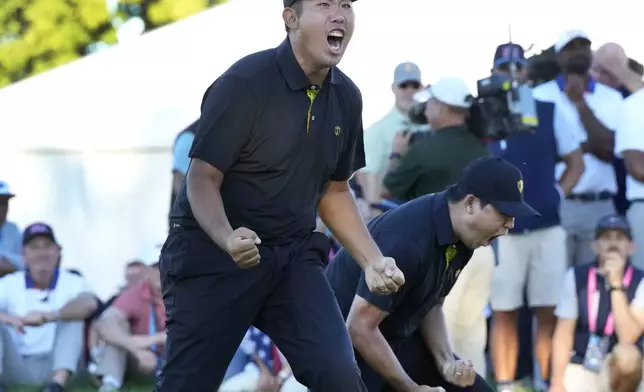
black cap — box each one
[493,43,527,68]
[22,222,58,246]
[458,156,540,218]
[284,0,356,6]
[595,214,631,239]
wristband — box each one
[610,285,626,292]
[389,152,403,160]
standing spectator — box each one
[550,215,644,392]
[598,45,644,270]
[534,29,624,267]
[0,223,99,392]
[169,120,197,228]
[489,42,585,392]
[382,76,489,201]
[593,44,644,217]
[94,247,164,392]
[358,62,425,216]
[0,181,23,275]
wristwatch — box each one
[389,152,403,160]
[610,285,626,292]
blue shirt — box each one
[0,221,24,269]
[489,100,579,232]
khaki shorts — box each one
[490,226,567,311]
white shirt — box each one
[0,270,93,355]
[615,89,644,200]
[555,268,644,320]
[533,79,624,194]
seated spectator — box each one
[94,247,164,392]
[220,327,305,392]
[551,215,644,392]
[0,181,24,275]
[0,223,99,392]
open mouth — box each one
[327,30,344,52]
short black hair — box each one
[285,1,303,32]
[445,184,489,208]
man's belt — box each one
[566,191,614,202]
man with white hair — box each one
[595,42,644,271]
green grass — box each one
[11,379,153,392]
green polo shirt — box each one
[383,125,489,201]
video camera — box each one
[408,73,538,141]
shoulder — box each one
[0,270,24,286]
[174,130,195,147]
[334,68,362,111]
[531,80,559,102]
[1,221,20,236]
[593,83,624,103]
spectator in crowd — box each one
[358,62,425,216]
[534,29,624,267]
[219,327,305,392]
[593,44,644,217]
[94,247,164,392]
[596,43,644,271]
[382,76,489,201]
[0,181,24,274]
[489,42,584,392]
[0,222,99,392]
[551,215,644,392]
[169,120,197,228]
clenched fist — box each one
[226,227,262,269]
[364,256,405,295]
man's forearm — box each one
[349,326,417,392]
[52,293,98,321]
[551,325,574,388]
[611,290,642,344]
[558,152,584,196]
[319,187,381,269]
[419,305,453,367]
[577,103,614,161]
[186,171,233,251]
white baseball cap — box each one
[0,181,14,198]
[413,76,473,109]
[554,29,591,53]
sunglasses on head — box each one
[398,81,421,89]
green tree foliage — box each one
[0,0,223,88]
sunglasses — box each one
[398,81,421,89]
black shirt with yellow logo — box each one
[384,125,489,202]
[325,191,473,345]
[171,38,365,245]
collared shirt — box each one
[171,38,365,244]
[0,221,23,269]
[615,89,644,200]
[112,280,165,337]
[325,192,473,345]
[383,125,489,201]
[362,108,429,175]
[533,76,624,194]
[0,269,92,355]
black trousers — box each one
[359,332,493,392]
[154,226,366,392]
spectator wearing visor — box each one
[488,43,584,392]
[551,215,644,392]
[358,62,427,218]
[382,76,489,202]
[533,29,624,267]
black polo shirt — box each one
[171,38,365,244]
[325,192,473,345]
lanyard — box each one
[149,304,157,353]
[587,265,633,335]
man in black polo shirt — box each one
[156,1,404,392]
[326,157,540,392]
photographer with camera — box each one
[382,76,489,202]
[487,42,585,392]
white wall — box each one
[0,0,641,296]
